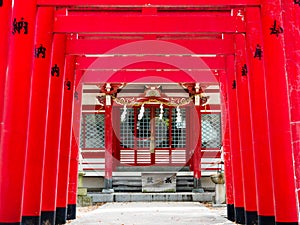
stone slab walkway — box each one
[69,202,235,225]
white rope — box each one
[176,106,182,126]
[159,103,164,120]
[121,104,127,122]
[138,103,145,120]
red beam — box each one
[38,0,260,7]
[81,104,221,111]
[66,39,234,55]
[54,13,245,34]
[82,88,220,94]
[81,70,218,83]
[76,57,226,70]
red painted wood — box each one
[77,57,226,71]
[68,133,79,207]
[78,39,218,84]
[1,0,298,221]
[225,55,245,209]
[82,104,221,111]
[200,151,221,158]
[53,12,245,34]
[82,70,218,84]
[245,7,275,218]
[191,105,201,179]
[56,56,76,210]
[37,0,260,7]
[0,0,37,223]
[83,88,220,94]
[219,70,234,206]
[81,151,106,158]
[41,34,66,213]
[22,7,55,219]
[67,39,234,55]
[112,107,121,169]
[281,0,300,208]
[68,74,83,208]
[105,97,114,180]
[261,0,299,222]
[150,108,155,164]
[0,0,12,138]
[234,33,257,213]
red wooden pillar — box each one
[22,7,54,225]
[219,70,235,222]
[0,0,37,223]
[245,7,276,225]
[67,73,83,220]
[103,93,114,192]
[67,134,79,220]
[0,0,12,138]
[260,1,299,224]
[112,107,121,170]
[41,33,66,225]
[56,55,76,224]
[192,96,203,192]
[225,55,245,224]
[234,33,258,224]
[281,0,300,209]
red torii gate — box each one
[0,1,299,225]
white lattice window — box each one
[201,114,221,149]
[80,113,105,149]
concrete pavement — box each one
[69,202,235,225]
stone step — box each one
[88,192,214,203]
[176,187,194,192]
[113,186,143,192]
[176,181,193,186]
[113,176,142,181]
[113,181,142,187]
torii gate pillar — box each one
[245,7,276,224]
[41,33,66,225]
[261,0,299,223]
[0,0,37,223]
[56,55,76,224]
[281,0,300,207]
[234,33,258,224]
[225,55,245,224]
[0,0,11,138]
[67,72,83,220]
[22,7,54,225]
[219,70,235,222]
